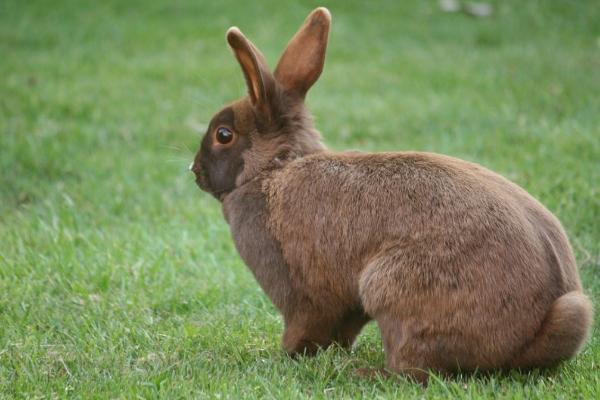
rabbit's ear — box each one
[274,7,331,98]
[227,27,274,117]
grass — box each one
[1,0,599,398]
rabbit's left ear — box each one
[227,27,275,118]
[274,7,331,98]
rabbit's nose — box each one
[190,159,203,177]
[190,160,201,174]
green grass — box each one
[1,0,599,398]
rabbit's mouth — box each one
[194,173,214,196]
[194,173,207,190]
[195,176,227,201]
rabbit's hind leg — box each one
[358,250,463,383]
[374,313,452,384]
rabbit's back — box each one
[266,151,580,317]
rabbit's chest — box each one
[222,183,293,312]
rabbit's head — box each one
[191,8,331,200]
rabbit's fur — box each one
[191,8,593,382]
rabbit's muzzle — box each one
[190,159,208,191]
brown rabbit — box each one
[190,7,593,382]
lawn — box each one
[1,0,599,398]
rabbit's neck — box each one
[232,126,327,196]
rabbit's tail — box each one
[510,291,593,368]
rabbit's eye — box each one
[216,127,234,145]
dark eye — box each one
[216,127,234,145]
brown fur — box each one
[191,7,593,382]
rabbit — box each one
[190,7,593,382]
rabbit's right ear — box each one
[227,27,275,118]
[274,7,331,98]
